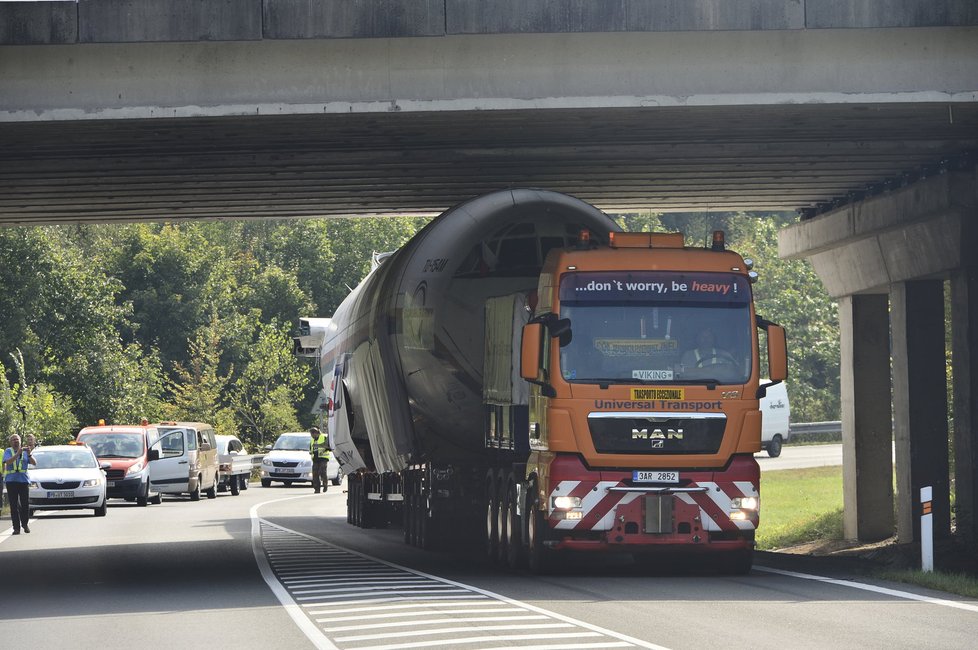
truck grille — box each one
[588,413,725,454]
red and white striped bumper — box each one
[545,454,759,549]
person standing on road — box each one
[309,426,331,494]
[3,433,36,534]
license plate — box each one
[106,481,116,487]
[276,469,297,474]
[48,490,74,498]
[633,470,679,484]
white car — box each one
[260,432,341,487]
[28,445,108,517]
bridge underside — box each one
[2,102,977,224]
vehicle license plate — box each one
[106,481,116,487]
[277,468,296,474]
[633,470,679,484]
[48,490,74,498]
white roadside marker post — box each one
[920,486,933,573]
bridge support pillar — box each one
[952,266,978,547]
[840,294,894,541]
[892,280,951,544]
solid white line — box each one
[249,498,339,650]
[324,614,549,632]
[755,566,978,613]
[479,644,633,650]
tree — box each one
[0,350,77,445]
[163,316,235,434]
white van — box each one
[148,422,220,500]
[760,381,791,457]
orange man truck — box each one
[312,189,786,573]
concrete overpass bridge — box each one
[2,0,978,560]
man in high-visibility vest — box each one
[3,433,36,534]
[309,426,331,493]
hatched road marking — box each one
[250,497,670,650]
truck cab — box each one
[76,421,161,506]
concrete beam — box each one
[806,0,978,29]
[79,0,262,43]
[0,1,76,45]
[780,170,977,297]
[892,280,951,544]
[840,294,894,542]
[264,0,445,39]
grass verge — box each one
[876,569,978,599]
[756,465,844,550]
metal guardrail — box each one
[789,421,842,436]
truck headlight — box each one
[730,496,758,511]
[552,496,582,510]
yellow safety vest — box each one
[3,449,28,476]
[309,434,330,461]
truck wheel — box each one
[767,434,783,458]
[496,479,511,565]
[485,479,499,562]
[505,480,525,570]
[190,476,201,501]
[261,478,271,488]
[206,472,218,499]
[230,476,240,496]
[527,481,553,574]
[717,549,754,575]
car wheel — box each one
[767,434,783,458]
[240,475,249,491]
[190,476,202,501]
[205,472,218,499]
[151,491,163,505]
[332,476,341,486]
[136,483,149,507]
[261,478,271,487]
[94,501,107,517]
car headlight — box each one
[126,461,145,476]
[82,478,102,487]
[299,460,312,468]
[552,496,582,510]
[262,458,273,467]
[29,481,40,489]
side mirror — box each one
[549,318,573,348]
[100,462,112,471]
[147,449,160,462]
[767,324,788,381]
[263,444,272,452]
[521,323,543,380]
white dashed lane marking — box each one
[258,520,669,650]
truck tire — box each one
[230,476,240,495]
[767,434,783,458]
[485,477,499,562]
[505,479,525,570]
[526,481,554,574]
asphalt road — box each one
[3,478,976,650]
[755,442,843,471]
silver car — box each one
[260,432,341,487]
[28,445,108,517]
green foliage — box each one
[0,350,78,445]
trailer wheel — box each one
[505,479,525,570]
[230,475,240,496]
[485,477,499,562]
[767,435,783,458]
[240,475,249,490]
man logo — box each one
[632,427,684,441]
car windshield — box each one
[77,433,145,458]
[33,449,98,469]
[273,435,310,451]
[558,271,753,385]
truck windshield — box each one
[558,271,753,385]
[77,432,145,458]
